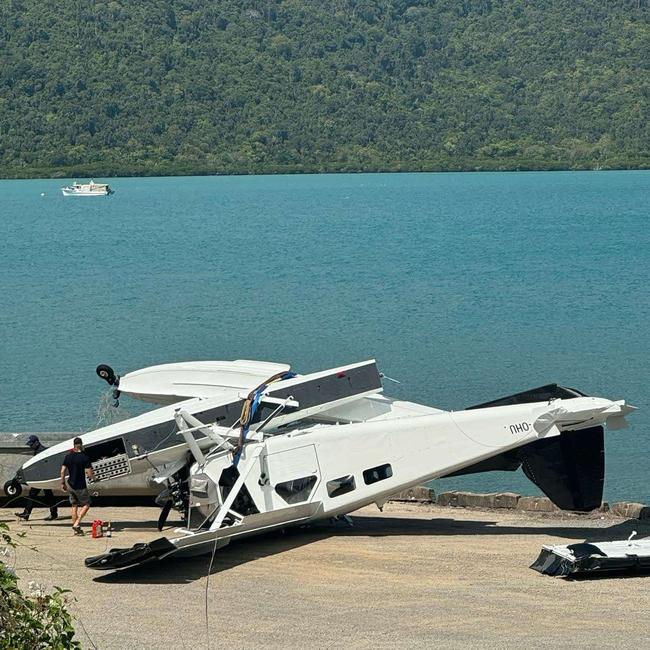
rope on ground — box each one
[71,608,99,650]
[204,533,221,650]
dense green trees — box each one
[0,0,648,177]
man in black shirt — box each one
[15,435,59,521]
[60,437,95,536]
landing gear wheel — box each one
[96,364,118,386]
[4,479,22,498]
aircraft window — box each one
[84,438,127,463]
[275,476,317,504]
[363,464,393,485]
[327,475,356,498]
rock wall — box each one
[389,488,650,520]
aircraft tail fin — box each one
[446,426,605,512]
[519,425,604,511]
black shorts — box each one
[68,488,91,506]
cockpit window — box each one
[275,476,317,504]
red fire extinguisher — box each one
[91,519,104,538]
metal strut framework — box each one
[173,408,266,534]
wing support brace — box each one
[174,409,236,466]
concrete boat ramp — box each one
[2,502,649,649]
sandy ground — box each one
[2,502,649,650]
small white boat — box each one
[61,180,113,196]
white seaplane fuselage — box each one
[15,359,635,566]
[163,394,631,557]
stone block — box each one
[456,492,494,508]
[610,502,650,519]
[435,491,520,509]
[493,492,520,509]
[516,496,561,513]
[436,491,459,507]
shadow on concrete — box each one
[564,571,650,582]
[91,513,650,585]
[2,513,187,532]
[345,514,649,540]
[0,495,159,509]
[92,526,330,585]
[110,519,187,531]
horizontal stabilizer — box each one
[467,384,586,410]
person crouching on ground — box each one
[60,437,95,536]
[15,435,58,521]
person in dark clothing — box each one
[60,437,95,536]
[15,435,58,521]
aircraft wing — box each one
[98,359,292,404]
[20,360,384,491]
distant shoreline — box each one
[2,160,649,180]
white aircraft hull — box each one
[8,357,635,570]
[158,396,629,559]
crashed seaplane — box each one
[12,358,635,570]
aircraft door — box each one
[263,444,321,511]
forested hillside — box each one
[0,0,648,177]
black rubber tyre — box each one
[4,479,22,498]
[96,364,117,386]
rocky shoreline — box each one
[390,486,650,520]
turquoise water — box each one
[1,171,648,502]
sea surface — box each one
[1,171,648,502]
